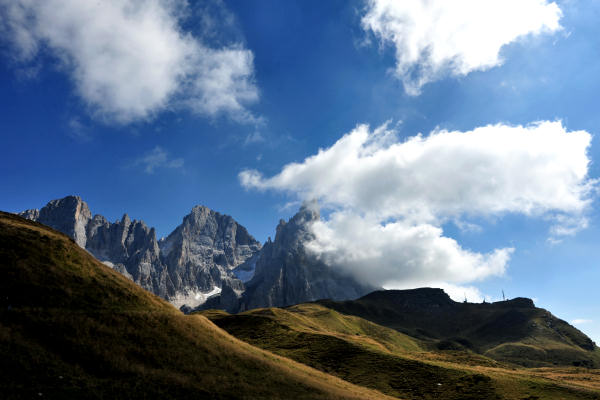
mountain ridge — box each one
[18,195,373,312]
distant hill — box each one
[202,303,600,399]
[0,211,393,399]
[318,288,600,368]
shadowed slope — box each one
[0,212,393,400]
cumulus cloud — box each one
[307,212,512,289]
[0,0,258,123]
[240,121,594,291]
[133,146,184,174]
[361,0,562,95]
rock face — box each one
[159,205,261,309]
[85,213,172,299]
[20,196,260,309]
[23,196,92,248]
[201,203,376,312]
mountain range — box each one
[19,195,373,311]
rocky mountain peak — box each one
[294,200,320,223]
[120,213,131,226]
[19,208,39,220]
[231,203,376,311]
[21,195,92,247]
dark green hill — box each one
[0,211,393,400]
[318,288,600,368]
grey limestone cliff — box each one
[159,205,261,308]
[85,213,173,299]
[22,196,92,248]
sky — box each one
[1,0,599,342]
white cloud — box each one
[362,0,562,95]
[67,117,91,142]
[244,130,265,145]
[240,121,594,290]
[571,319,593,325]
[306,212,512,289]
[133,146,184,174]
[242,121,593,225]
[0,0,258,124]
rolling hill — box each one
[318,289,600,368]
[202,303,600,399]
[0,211,393,399]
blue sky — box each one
[1,0,599,342]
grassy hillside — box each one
[202,304,502,399]
[0,211,394,400]
[202,304,600,400]
[318,289,600,368]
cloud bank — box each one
[0,0,258,123]
[362,0,562,95]
[240,121,594,298]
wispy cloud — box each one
[67,117,91,142]
[133,146,184,174]
[0,0,259,124]
[362,0,562,95]
[244,131,265,145]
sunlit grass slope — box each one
[202,304,600,400]
[0,212,393,400]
